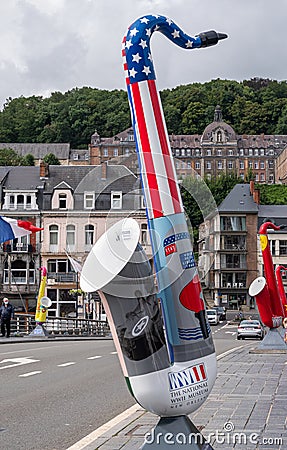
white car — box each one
[206,309,219,325]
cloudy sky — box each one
[0,0,287,109]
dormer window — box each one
[217,131,222,142]
[111,191,122,209]
[3,191,38,210]
[59,193,67,209]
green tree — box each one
[0,148,23,165]
[43,153,60,165]
[21,153,35,166]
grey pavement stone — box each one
[75,345,287,450]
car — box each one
[206,309,219,325]
[237,320,264,340]
[212,306,226,321]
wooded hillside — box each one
[1,78,287,147]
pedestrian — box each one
[283,318,287,344]
[0,298,15,338]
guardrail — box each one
[12,314,110,337]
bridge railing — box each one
[12,314,110,337]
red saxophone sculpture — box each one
[275,265,287,318]
[249,222,285,328]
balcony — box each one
[47,272,77,284]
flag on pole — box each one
[0,216,43,244]
[65,251,82,273]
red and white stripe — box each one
[129,79,183,219]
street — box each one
[0,321,250,450]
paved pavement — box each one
[1,334,287,449]
[66,343,287,450]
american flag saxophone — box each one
[81,15,227,416]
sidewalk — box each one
[67,344,287,450]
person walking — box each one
[0,298,15,338]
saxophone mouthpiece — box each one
[197,30,228,47]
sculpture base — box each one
[249,327,287,354]
[29,324,50,337]
[141,415,213,449]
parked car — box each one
[237,320,264,340]
[206,309,219,325]
[212,306,226,321]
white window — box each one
[124,148,130,156]
[249,149,253,156]
[254,161,259,169]
[260,148,265,155]
[49,225,59,251]
[73,154,79,160]
[228,149,233,156]
[85,224,94,246]
[228,161,233,169]
[240,173,244,180]
[218,161,223,169]
[103,148,108,157]
[254,149,258,156]
[206,149,211,156]
[217,149,222,156]
[59,193,67,209]
[186,149,191,156]
[260,173,265,181]
[239,149,244,156]
[140,223,148,245]
[113,148,118,157]
[66,224,75,252]
[195,149,200,156]
[141,195,146,209]
[195,161,200,170]
[9,195,15,209]
[269,149,274,156]
[240,161,244,169]
[84,192,95,209]
[111,191,122,209]
[175,149,180,156]
[248,161,253,169]
[206,161,211,170]
[181,149,185,156]
[187,161,191,169]
[260,161,265,169]
[255,174,259,181]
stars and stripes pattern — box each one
[122,15,201,220]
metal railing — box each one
[12,314,110,337]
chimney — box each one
[101,161,107,180]
[250,180,254,195]
[253,189,260,204]
[40,161,49,178]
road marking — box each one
[66,404,144,450]
[225,331,237,336]
[0,357,40,370]
[19,371,42,378]
[87,356,102,360]
[57,362,76,367]
[110,351,117,355]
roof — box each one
[0,143,70,159]
[218,183,259,213]
[43,164,137,194]
[2,166,41,190]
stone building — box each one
[0,163,151,316]
[198,181,287,309]
[89,106,287,182]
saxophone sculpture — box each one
[81,15,227,417]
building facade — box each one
[89,106,287,182]
[0,163,152,317]
[198,182,287,309]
